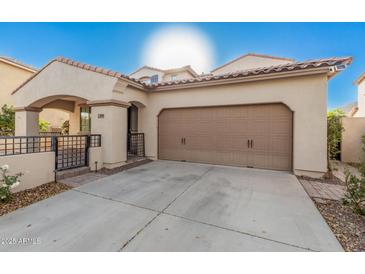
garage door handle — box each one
[250,139,253,148]
[181,138,184,144]
[247,140,250,148]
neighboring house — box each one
[338,101,357,117]
[10,53,351,178]
[210,53,295,75]
[129,65,199,84]
[341,72,365,163]
[0,56,69,131]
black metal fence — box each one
[0,136,53,156]
[0,134,102,170]
[127,133,145,158]
[55,135,88,170]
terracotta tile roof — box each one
[12,56,352,95]
[56,57,132,79]
[0,56,38,72]
[147,56,352,89]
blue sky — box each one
[0,22,364,109]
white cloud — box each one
[142,25,215,74]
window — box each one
[150,74,159,83]
[171,74,177,81]
[80,106,91,132]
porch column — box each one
[89,100,130,169]
[14,107,41,136]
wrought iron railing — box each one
[0,134,101,157]
[0,136,53,156]
[90,134,102,147]
[127,133,145,158]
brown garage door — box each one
[158,103,293,171]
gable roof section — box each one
[12,56,352,95]
[12,57,145,94]
[211,53,295,73]
[0,56,37,73]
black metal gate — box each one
[127,133,145,159]
[54,135,89,171]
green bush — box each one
[343,170,365,215]
[327,109,345,161]
[343,134,365,215]
[39,118,50,132]
[0,165,22,202]
[0,104,15,134]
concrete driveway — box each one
[0,161,342,251]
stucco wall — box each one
[89,146,104,171]
[341,117,365,163]
[0,61,34,106]
[212,55,293,75]
[13,61,118,108]
[0,152,55,192]
[162,71,194,82]
[40,109,69,128]
[134,73,328,176]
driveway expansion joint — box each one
[73,169,318,252]
[162,212,317,252]
[119,166,215,251]
[71,189,160,213]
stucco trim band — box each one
[87,99,131,108]
[13,106,42,112]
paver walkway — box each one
[330,160,361,182]
[299,179,346,201]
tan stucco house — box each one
[10,53,352,177]
[0,56,69,131]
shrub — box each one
[343,134,365,215]
[0,165,22,202]
[343,170,365,215]
[39,118,50,132]
[0,104,15,134]
[327,109,345,161]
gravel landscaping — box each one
[315,199,365,251]
[0,182,72,216]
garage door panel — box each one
[158,104,292,171]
